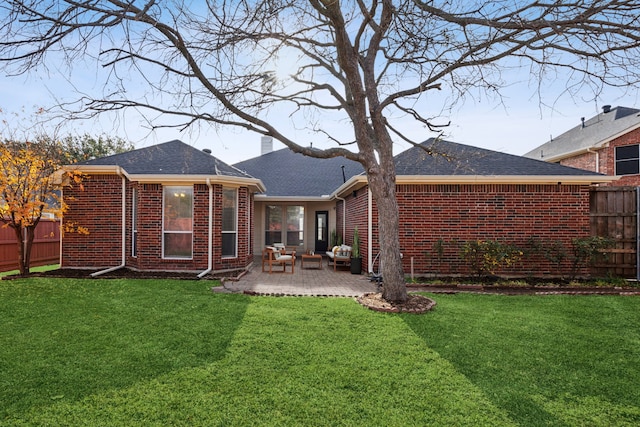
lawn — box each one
[1,278,639,426]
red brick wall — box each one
[62,174,124,268]
[63,175,252,272]
[343,183,591,277]
[560,151,598,172]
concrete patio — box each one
[217,256,379,297]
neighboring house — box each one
[61,137,615,277]
[524,105,640,186]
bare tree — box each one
[1,0,639,301]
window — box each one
[265,205,304,247]
[615,144,640,175]
[163,186,193,258]
[222,188,237,258]
[286,206,304,246]
[132,187,138,257]
[265,205,282,245]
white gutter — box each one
[332,174,616,199]
[91,167,126,277]
[68,165,265,193]
[395,175,618,185]
[198,178,214,278]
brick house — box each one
[62,140,264,276]
[524,105,640,186]
[62,137,614,277]
[236,138,614,277]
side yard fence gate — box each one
[590,186,639,280]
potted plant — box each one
[350,227,362,274]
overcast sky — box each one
[2,66,639,165]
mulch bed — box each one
[7,268,217,280]
[357,292,437,314]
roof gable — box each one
[234,148,364,197]
[523,106,640,161]
[80,140,252,178]
[397,138,605,177]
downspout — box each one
[368,188,373,274]
[198,178,214,278]
[91,167,126,277]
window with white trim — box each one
[222,188,237,258]
[163,186,193,259]
[615,144,640,175]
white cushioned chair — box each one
[325,245,351,271]
[262,246,295,273]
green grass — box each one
[0,264,60,278]
[1,279,639,426]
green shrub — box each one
[460,239,523,277]
[570,236,615,279]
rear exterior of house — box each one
[62,141,263,274]
[61,137,613,278]
[234,138,365,258]
[333,140,613,277]
[336,182,594,277]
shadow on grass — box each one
[402,293,640,427]
[0,278,250,419]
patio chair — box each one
[326,245,351,271]
[262,246,296,274]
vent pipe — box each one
[602,105,612,113]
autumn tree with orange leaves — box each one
[0,139,84,276]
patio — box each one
[218,256,379,297]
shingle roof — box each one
[234,148,364,197]
[396,138,605,177]
[79,139,251,178]
[523,106,640,161]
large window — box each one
[265,205,304,247]
[222,188,237,258]
[615,144,640,175]
[163,186,193,258]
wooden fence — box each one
[0,219,61,273]
[590,186,638,279]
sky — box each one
[2,61,639,166]
[2,1,640,167]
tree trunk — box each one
[23,225,36,275]
[11,224,26,276]
[368,170,408,303]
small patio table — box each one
[301,253,323,269]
